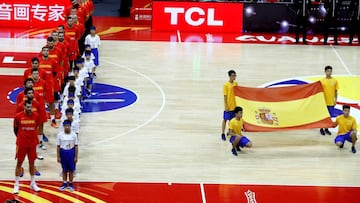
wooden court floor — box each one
[0,39,359,189]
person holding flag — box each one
[333,105,358,153]
[319,65,339,136]
[221,70,238,141]
[228,106,253,156]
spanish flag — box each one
[234,81,334,132]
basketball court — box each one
[0,16,359,202]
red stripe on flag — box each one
[234,81,323,102]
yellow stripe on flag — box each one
[235,91,333,131]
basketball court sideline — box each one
[0,32,359,202]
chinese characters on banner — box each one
[0,0,71,28]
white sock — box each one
[55,102,59,110]
[15,176,20,185]
[50,115,55,121]
[38,134,43,142]
[31,176,35,184]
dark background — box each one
[94,0,353,34]
[93,0,132,17]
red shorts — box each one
[46,89,54,103]
[54,76,61,92]
[38,106,47,124]
[16,146,37,163]
[45,77,55,103]
[39,110,48,124]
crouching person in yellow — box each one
[228,106,253,156]
[333,105,358,153]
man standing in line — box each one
[13,100,41,194]
[349,0,360,44]
[38,46,59,128]
[323,0,341,45]
[295,0,311,44]
[57,120,79,191]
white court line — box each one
[81,59,167,147]
[200,182,207,203]
[330,45,352,75]
[177,30,182,43]
[0,59,166,162]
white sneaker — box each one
[30,182,41,192]
[13,184,19,194]
[37,155,44,160]
[39,144,47,150]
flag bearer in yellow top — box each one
[319,65,339,135]
[333,105,358,153]
[221,70,238,141]
[228,107,253,156]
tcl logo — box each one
[164,7,223,26]
[152,2,243,33]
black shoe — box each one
[351,146,356,153]
[59,182,67,191]
[236,145,241,151]
[67,182,74,191]
[320,128,325,136]
[339,143,344,148]
[231,148,238,156]
[221,133,226,141]
[324,128,331,135]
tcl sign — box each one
[152,1,243,32]
[165,7,223,26]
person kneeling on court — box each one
[57,119,78,191]
[333,105,358,153]
[228,106,253,156]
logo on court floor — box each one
[244,189,257,203]
[81,83,137,113]
[8,83,137,113]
